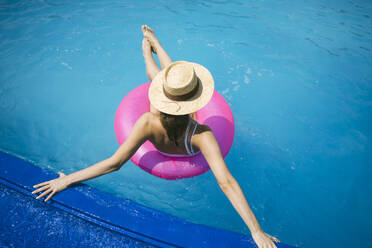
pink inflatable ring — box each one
[114,82,235,180]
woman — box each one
[32,25,280,248]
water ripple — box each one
[305,37,339,57]
[188,22,237,30]
[212,11,252,19]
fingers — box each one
[264,232,279,243]
[36,188,52,200]
[264,240,276,248]
[32,184,50,194]
[268,238,277,248]
[33,187,57,202]
[263,233,278,248]
[32,186,59,203]
[268,234,280,243]
[44,190,57,202]
[33,181,51,188]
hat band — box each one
[163,81,199,101]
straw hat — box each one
[148,61,214,115]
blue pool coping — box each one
[0,151,295,247]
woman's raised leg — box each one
[142,25,173,69]
[142,25,197,118]
[142,38,160,81]
[142,37,160,114]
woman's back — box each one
[147,112,208,156]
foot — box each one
[141,25,158,54]
[142,38,152,56]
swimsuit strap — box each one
[184,118,193,155]
[159,118,200,157]
[190,120,198,154]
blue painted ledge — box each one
[0,151,296,248]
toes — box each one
[143,25,153,34]
[146,25,153,32]
[141,25,147,34]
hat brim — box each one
[149,62,214,115]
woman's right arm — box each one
[65,112,153,185]
[32,112,153,202]
[195,129,279,248]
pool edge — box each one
[0,151,295,248]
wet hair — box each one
[159,112,189,146]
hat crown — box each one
[163,61,198,96]
[148,60,215,115]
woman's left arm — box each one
[195,129,279,248]
[32,112,153,202]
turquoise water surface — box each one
[1,1,371,247]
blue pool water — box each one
[0,1,371,247]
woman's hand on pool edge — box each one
[252,230,280,248]
[32,171,69,202]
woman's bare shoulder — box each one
[193,124,213,144]
[192,124,220,153]
[142,112,163,131]
[195,123,212,134]
[139,112,159,122]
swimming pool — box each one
[3,151,288,247]
[0,0,371,247]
